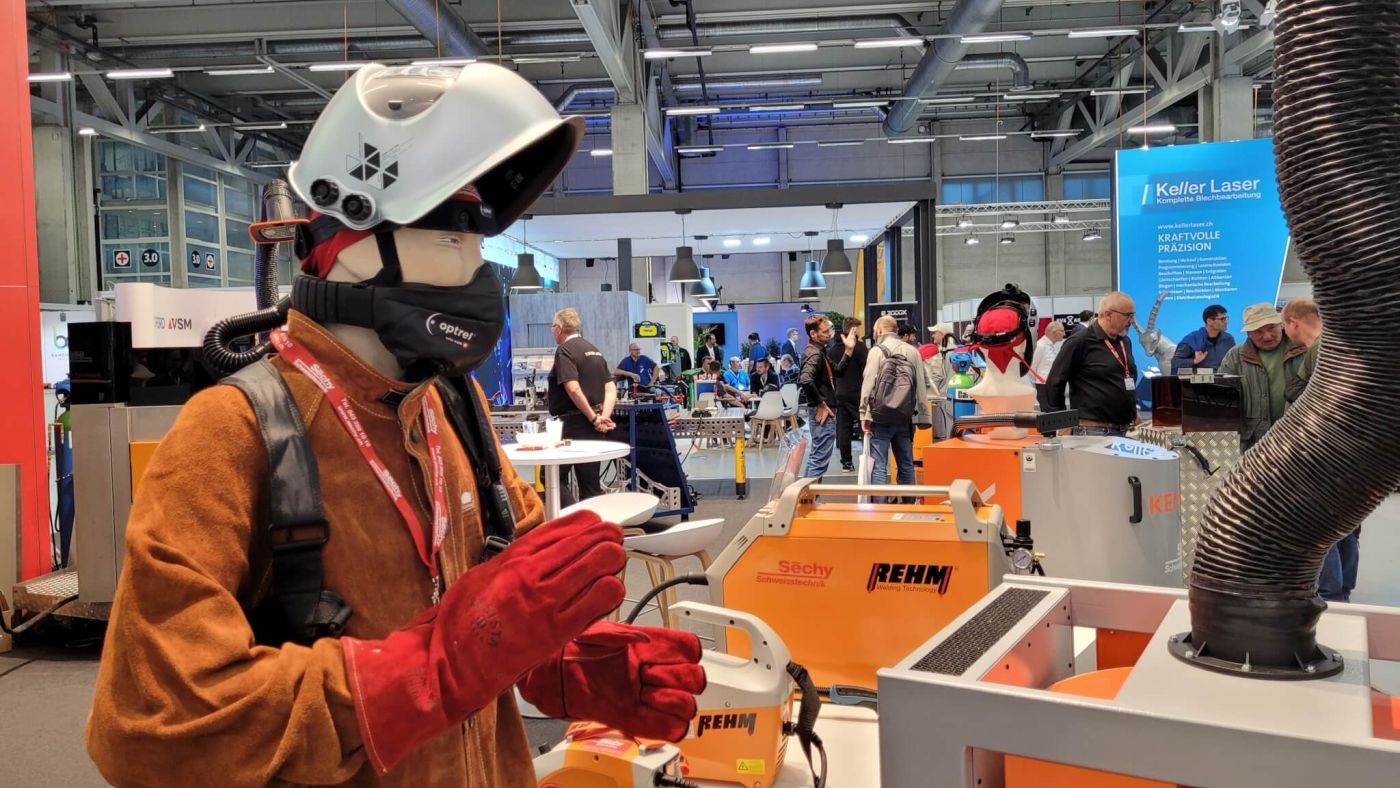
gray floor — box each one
[6,469,1399,786]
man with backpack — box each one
[861,314,931,494]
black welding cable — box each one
[0,594,78,636]
[624,574,709,625]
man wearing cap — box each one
[1217,303,1309,451]
[1044,292,1140,436]
[923,323,955,437]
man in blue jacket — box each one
[1171,304,1236,374]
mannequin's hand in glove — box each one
[341,510,626,773]
[519,621,706,741]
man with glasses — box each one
[1044,291,1140,437]
[1171,304,1236,374]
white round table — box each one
[503,439,632,519]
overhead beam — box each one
[258,54,332,100]
[76,71,129,127]
[31,94,275,183]
[1051,29,1275,169]
[528,182,933,216]
[570,0,637,102]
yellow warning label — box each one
[736,759,767,775]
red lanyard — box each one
[1102,338,1131,377]
[270,329,449,602]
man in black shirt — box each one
[750,356,780,396]
[695,333,721,368]
[547,307,616,501]
[799,314,856,480]
[1044,292,1139,436]
[827,316,867,472]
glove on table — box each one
[519,621,707,742]
[342,510,626,773]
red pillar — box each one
[2,2,54,579]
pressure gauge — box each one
[1009,547,1035,574]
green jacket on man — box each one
[1217,335,1309,450]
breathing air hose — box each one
[203,179,295,375]
[1181,0,1400,678]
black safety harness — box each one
[230,225,517,646]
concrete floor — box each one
[6,445,1400,786]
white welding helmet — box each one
[289,62,583,233]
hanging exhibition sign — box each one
[1115,138,1291,374]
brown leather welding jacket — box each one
[86,310,545,786]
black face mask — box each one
[291,231,505,379]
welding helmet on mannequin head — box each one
[970,283,1036,376]
[286,63,583,380]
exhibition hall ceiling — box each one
[26,0,1279,171]
[521,201,913,259]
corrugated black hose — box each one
[1182,0,1400,677]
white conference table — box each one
[501,439,633,520]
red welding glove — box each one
[341,510,626,773]
[519,621,707,742]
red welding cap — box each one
[298,184,484,278]
[976,306,1026,373]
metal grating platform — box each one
[11,569,111,621]
[911,588,1050,675]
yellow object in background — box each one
[129,441,161,498]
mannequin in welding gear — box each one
[86,63,703,788]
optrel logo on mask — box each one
[425,313,477,349]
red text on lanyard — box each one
[270,329,451,602]
[1103,338,1132,377]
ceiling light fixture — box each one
[798,287,821,302]
[853,37,925,49]
[234,121,288,131]
[1067,28,1141,38]
[677,145,724,154]
[205,66,275,76]
[665,105,722,116]
[751,237,771,246]
[644,47,712,59]
[889,137,937,144]
[747,143,795,150]
[1004,92,1062,101]
[511,216,544,291]
[1177,23,1217,33]
[512,55,582,64]
[1031,130,1082,139]
[77,127,99,136]
[921,96,977,105]
[722,238,742,248]
[960,33,1032,44]
[961,134,1009,141]
[675,77,822,91]
[816,140,865,147]
[1091,86,1150,96]
[246,161,292,168]
[749,42,819,54]
[1001,217,1020,230]
[151,124,206,134]
[821,206,852,276]
[411,57,477,66]
[957,215,974,229]
[1083,229,1104,242]
[1000,235,1016,245]
[692,265,718,299]
[1053,214,1071,225]
[1129,123,1177,134]
[589,149,613,157]
[308,62,367,72]
[107,68,174,79]
[749,104,806,112]
[964,235,981,246]
[28,72,73,83]
[670,210,701,283]
[832,100,888,109]
[850,234,869,244]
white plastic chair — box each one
[779,383,800,431]
[622,518,725,628]
[749,390,787,447]
[558,491,659,526]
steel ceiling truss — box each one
[938,199,1111,216]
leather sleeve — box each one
[86,386,366,788]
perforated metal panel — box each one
[1140,427,1240,580]
[910,588,1050,675]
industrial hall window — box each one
[183,165,258,289]
[1064,172,1111,200]
[940,174,1046,206]
[98,141,171,287]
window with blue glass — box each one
[98,141,171,286]
[941,174,1045,205]
[1064,172,1111,199]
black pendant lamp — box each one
[669,209,702,282]
[511,215,544,290]
[821,202,853,275]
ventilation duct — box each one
[953,53,1031,93]
[382,0,489,58]
[884,0,1009,137]
[1178,0,1400,679]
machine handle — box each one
[670,601,782,667]
[1128,476,1143,524]
[825,684,879,710]
[808,484,952,498]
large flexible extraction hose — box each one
[1184,0,1400,675]
[203,180,295,375]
